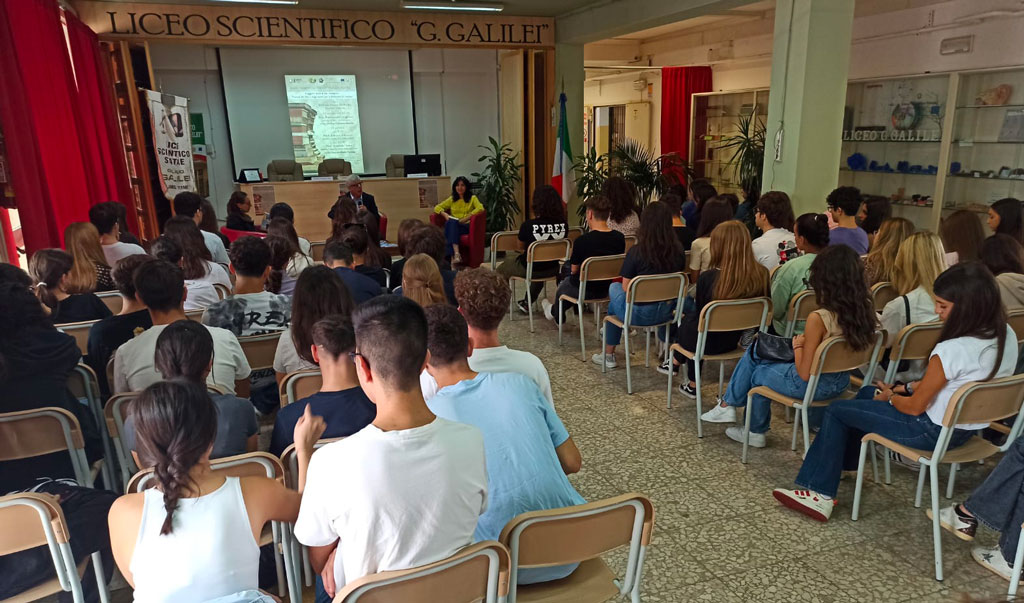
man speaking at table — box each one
[329,174,379,220]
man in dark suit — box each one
[328,173,379,220]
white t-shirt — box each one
[202,292,291,337]
[420,345,554,408]
[293,417,487,589]
[751,228,796,270]
[273,327,317,374]
[184,261,232,312]
[927,326,1018,429]
[202,230,230,266]
[102,241,146,267]
[112,323,251,394]
[298,237,312,256]
[688,237,711,272]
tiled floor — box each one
[504,304,1012,602]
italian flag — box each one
[551,92,575,204]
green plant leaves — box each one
[474,139,523,232]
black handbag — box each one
[754,331,795,363]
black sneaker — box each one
[656,358,678,376]
[678,382,697,399]
[516,299,531,315]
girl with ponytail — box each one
[108,379,324,602]
[28,248,112,324]
[768,213,829,335]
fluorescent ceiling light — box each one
[210,0,299,4]
[402,1,504,12]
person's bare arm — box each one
[107,494,143,588]
[246,434,258,452]
[875,355,948,416]
[294,404,327,493]
[555,437,582,474]
[793,312,826,382]
[310,542,338,574]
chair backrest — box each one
[279,369,323,407]
[319,158,352,177]
[67,363,100,402]
[525,239,570,265]
[57,320,98,356]
[129,451,285,493]
[336,541,510,603]
[0,408,90,485]
[871,282,898,312]
[267,159,302,181]
[579,254,626,292]
[786,289,819,323]
[105,392,137,439]
[97,291,123,314]
[499,493,653,588]
[567,227,584,243]
[698,297,772,333]
[280,437,345,489]
[213,283,231,300]
[385,154,405,178]
[309,240,326,262]
[942,373,1024,427]
[624,235,638,252]
[627,272,687,305]
[184,309,204,322]
[489,231,520,270]
[1008,309,1024,346]
[0,493,71,563]
[810,331,885,376]
[889,322,944,364]
[238,332,282,371]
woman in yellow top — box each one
[434,176,483,265]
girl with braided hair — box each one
[108,380,325,602]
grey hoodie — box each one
[997,272,1024,312]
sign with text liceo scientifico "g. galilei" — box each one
[72,1,554,49]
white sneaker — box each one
[701,403,737,424]
[726,426,765,448]
[972,546,1021,582]
[927,504,977,541]
[591,353,617,369]
[773,488,835,522]
[540,299,554,322]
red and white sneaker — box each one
[772,488,835,522]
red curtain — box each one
[0,0,93,254]
[66,13,138,236]
[660,66,713,163]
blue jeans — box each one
[443,218,469,251]
[965,436,1024,563]
[603,282,674,347]
[724,345,849,434]
[794,398,974,498]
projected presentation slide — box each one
[284,75,364,176]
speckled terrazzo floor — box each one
[502,293,1012,603]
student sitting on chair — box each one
[30,249,113,324]
[495,184,568,314]
[203,236,291,337]
[322,241,384,305]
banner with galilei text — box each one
[144,90,196,198]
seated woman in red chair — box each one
[433,176,483,265]
[225,191,264,233]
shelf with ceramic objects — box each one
[940,68,1024,219]
[690,88,769,196]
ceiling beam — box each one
[555,0,754,44]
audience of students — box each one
[769,214,829,335]
[701,245,878,448]
[268,202,312,255]
[688,196,735,282]
[173,191,230,265]
[981,233,1024,312]
[423,304,584,584]
[150,236,219,312]
[322,241,383,305]
[826,186,869,255]
[423,268,556,406]
[163,216,232,304]
[857,195,891,247]
[661,221,770,397]
[941,209,986,265]
[433,176,483,265]
[401,253,447,308]
[112,260,250,395]
[265,217,314,296]
[87,254,155,397]
[356,211,392,269]
[270,315,376,457]
[603,176,641,237]
[862,217,915,286]
[405,224,458,305]
[595,202,686,369]
[496,184,569,313]
[89,202,146,266]
[64,222,115,293]
[389,218,424,292]
[293,296,487,600]
[773,262,1017,522]
[108,379,306,602]
[30,248,113,324]
[274,265,355,381]
[226,191,261,232]
[659,193,696,252]
[989,197,1024,244]
[751,191,797,270]
[340,225,389,287]
[202,236,291,337]
[122,320,258,461]
[684,178,718,230]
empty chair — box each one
[318,159,352,179]
[385,154,405,178]
[490,231,520,271]
[266,160,303,182]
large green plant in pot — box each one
[718,111,766,196]
[609,139,689,210]
[572,147,608,226]
[472,137,523,233]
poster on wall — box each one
[190,112,209,198]
[144,90,196,197]
[418,179,438,209]
[284,75,365,177]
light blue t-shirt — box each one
[427,371,585,583]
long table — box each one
[239,176,450,242]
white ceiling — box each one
[80,0,595,18]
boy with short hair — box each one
[323,241,383,305]
[827,186,869,255]
[751,191,797,269]
[172,192,229,265]
[202,235,291,337]
[89,202,145,266]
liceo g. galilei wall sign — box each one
[72,1,554,48]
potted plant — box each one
[472,136,523,235]
[609,139,689,210]
[572,147,608,226]
[718,111,766,196]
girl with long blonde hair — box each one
[64,222,115,294]
[863,217,915,285]
[879,231,945,356]
[662,220,770,396]
[402,253,447,308]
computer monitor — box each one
[403,154,442,177]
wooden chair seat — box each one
[0,558,89,603]
[511,558,618,603]
[557,294,610,306]
[668,342,744,363]
[747,385,856,409]
[863,433,999,465]
[259,523,274,547]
